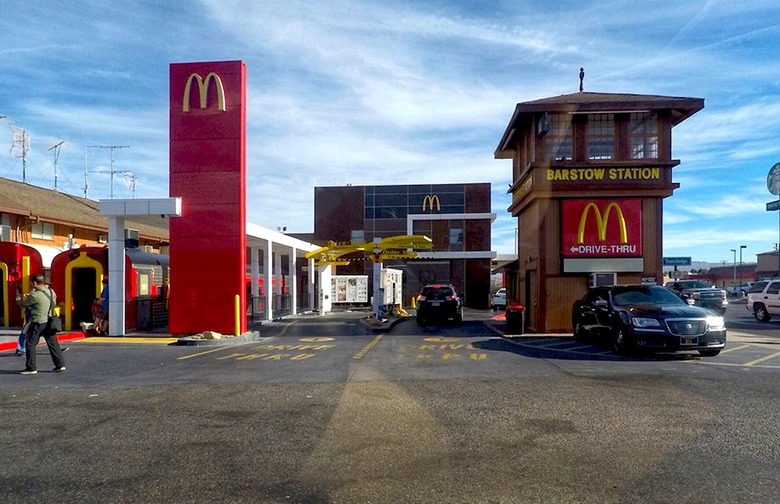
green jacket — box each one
[18,287,57,324]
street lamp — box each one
[739,245,747,290]
[730,249,737,285]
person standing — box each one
[17,274,65,375]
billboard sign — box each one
[562,199,642,258]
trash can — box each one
[505,305,525,335]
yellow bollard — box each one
[234,294,240,337]
[410,296,416,309]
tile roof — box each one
[0,176,169,240]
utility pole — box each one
[87,145,129,198]
[730,249,736,284]
[48,141,65,191]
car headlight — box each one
[631,318,661,328]
[706,316,726,331]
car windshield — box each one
[421,286,455,300]
[678,281,712,289]
[612,286,687,306]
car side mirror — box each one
[594,299,608,308]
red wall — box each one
[169,61,247,335]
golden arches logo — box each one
[422,195,440,211]
[182,72,226,112]
[577,202,628,244]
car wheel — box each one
[754,304,771,323]
[612,329,632,355]
[572,322,585,342]
[698,349,721,357]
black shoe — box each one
[19,369,38,375]
[61,347,70,352]
[53,366,66,373]
[15,350,24,356]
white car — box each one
[746,280,780,322]
[491,288,507,310]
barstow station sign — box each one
[547,167,661,182]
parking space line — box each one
[720,344,751,354]
[743,351,780,367]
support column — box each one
[318,265,332,316]
[265,241,273,321]
[107,216,126,337]
[250,246,260,316]
[308,258,315,312]
[290,247,297,315]
[274,249,282,315]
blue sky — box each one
[1,1,779,265]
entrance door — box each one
[73,268,98,328]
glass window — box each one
[351,229,365,244]
[768,282,780,295]
[630,112,658,159]
[587,114,614,160]
[449,228,463,244]
[31,222,54,240]
[544,114,572,161]
[138,273,150,296]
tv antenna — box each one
[87,144,129,198]
[122,171,138,198]
[10,126,30,183]
[48,141,65,191]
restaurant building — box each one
[495,91,704,332]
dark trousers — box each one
[25,322,65,371]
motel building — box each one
[495,91,704,333]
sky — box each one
[1,1,779,266]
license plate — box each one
[681,336,697,345]
[431,301,441,306]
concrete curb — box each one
[176,330,262,346]
[360,316,411,333]
[0,331,85,352]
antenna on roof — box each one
[579,67,585,92]
[122,171,138,199]
[10,126,30,183]
[48,141,65,191]
[86,144,130,198]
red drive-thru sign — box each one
[169,61,247,335]
[562,199,642,258]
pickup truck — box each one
[726,282,754,297]
[665,280,728,314]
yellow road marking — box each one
[78,337,178,344]
[743,351,780,367]
[719,344,751,354]
[353,334,383,360]
[177,346,239,360]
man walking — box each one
[17,274,65,375]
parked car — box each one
[572,284,727,356]
[491,288,507,310]
[664,280,727,314]
[416,284,464,325]
[726,282,754,297]
[746,279,780,322]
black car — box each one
[416,284,463,325]
[572,285,726,356]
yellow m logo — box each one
[577,202,628,244]
[183,72,226,112]
[422,195,440,211]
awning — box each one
[24,243,66,268]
